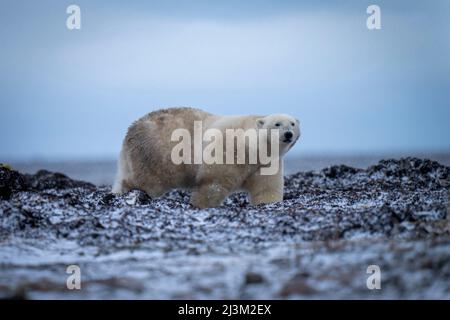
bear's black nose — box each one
[284,131,293,140]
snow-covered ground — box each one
[0,157,449,299]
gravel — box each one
[0,158,449,299]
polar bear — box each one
[112,107,300,208]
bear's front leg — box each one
[190,182,231,208]
[243,159,284,205]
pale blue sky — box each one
[1,0,449,159]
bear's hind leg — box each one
[112,149,132,194]
[112,179,132,194]
[142,184,169,199]
[190,182,231,208]
[137,174,171,199]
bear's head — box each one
[257,113,300,154]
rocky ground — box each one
[0,158,449,299]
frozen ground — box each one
[0,157,449,299]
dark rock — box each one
[0,165,27,200]
[323,164,360,179]
[279,273,318,297]
[101,193,116,205]
[245,272,265,285]
[135,190,152,205]
[25,170,95,191]
[0,157,449,299]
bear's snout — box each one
[283,131,293,142]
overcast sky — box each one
[1,0,449,159]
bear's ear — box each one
[256,118,265,128]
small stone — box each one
[245,272,265,285]
[101,193,115,205]
[279,274,317,297]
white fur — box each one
[113,107,300,208]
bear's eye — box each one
[291,122,295,126]
[275,123,281,127]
